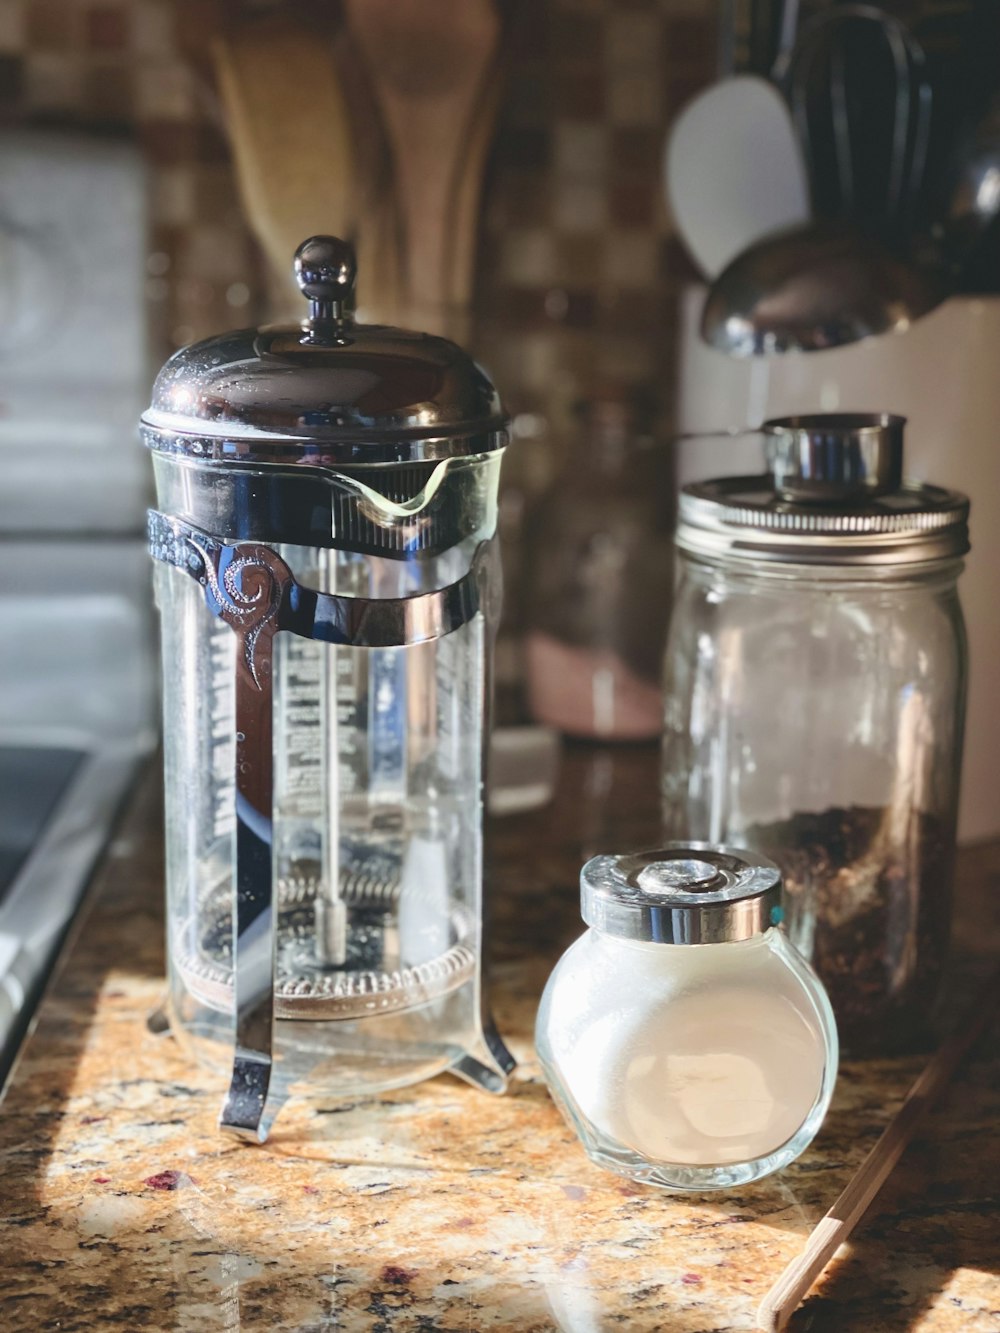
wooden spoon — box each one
[214,10,408,327]
[446,44,508,344]
[330,21,406,326]
[213,11,358,318]
[343,0,501,336]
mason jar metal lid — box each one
[677,413,969,568]
[140,236,508,465]
[580,844,783,944]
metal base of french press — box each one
[174,870,476,1022]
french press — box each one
[143,236,514,1141]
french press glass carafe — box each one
[143,237,514,1141]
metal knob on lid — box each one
[140,234,508,462]
[294,234,357,325]
[764,412,904,504]
[580,844,783,944]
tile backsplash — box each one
[478,0,715,487]
[0,0,716,493]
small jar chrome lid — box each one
[580,844,783,944]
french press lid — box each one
[677,412,969,567]
[140,236,508,465]
[581,844,783,944]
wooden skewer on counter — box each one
[757,966,1000,1332]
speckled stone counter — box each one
[2,746,999,1332]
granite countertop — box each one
[2,745,999,1332]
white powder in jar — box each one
[559,983,825,1166]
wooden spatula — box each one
[446,43,508,344]
[343,0,501,336]
[329,21,406,327]
[213,12,358,318]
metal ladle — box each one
[701,219,948,355]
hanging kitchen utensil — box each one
[941,98,1000,292]
[665,74,810,279]
[748,0,800,85]
[936,0,1000,292]
[703,8,948,357]
[786,3,931,250]
[701,218,948,355]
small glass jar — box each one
[662,414,969,1054]
[536,845,838,1191]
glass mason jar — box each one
[536,846,838,1190]
[522,395,674,740]
[662,414,969,1054]
[143,237,514,1142]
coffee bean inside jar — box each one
[746,806,952,1053]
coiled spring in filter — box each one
[174,868,475,1021]
[280,868,400,910]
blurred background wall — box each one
[0,0,715,477]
